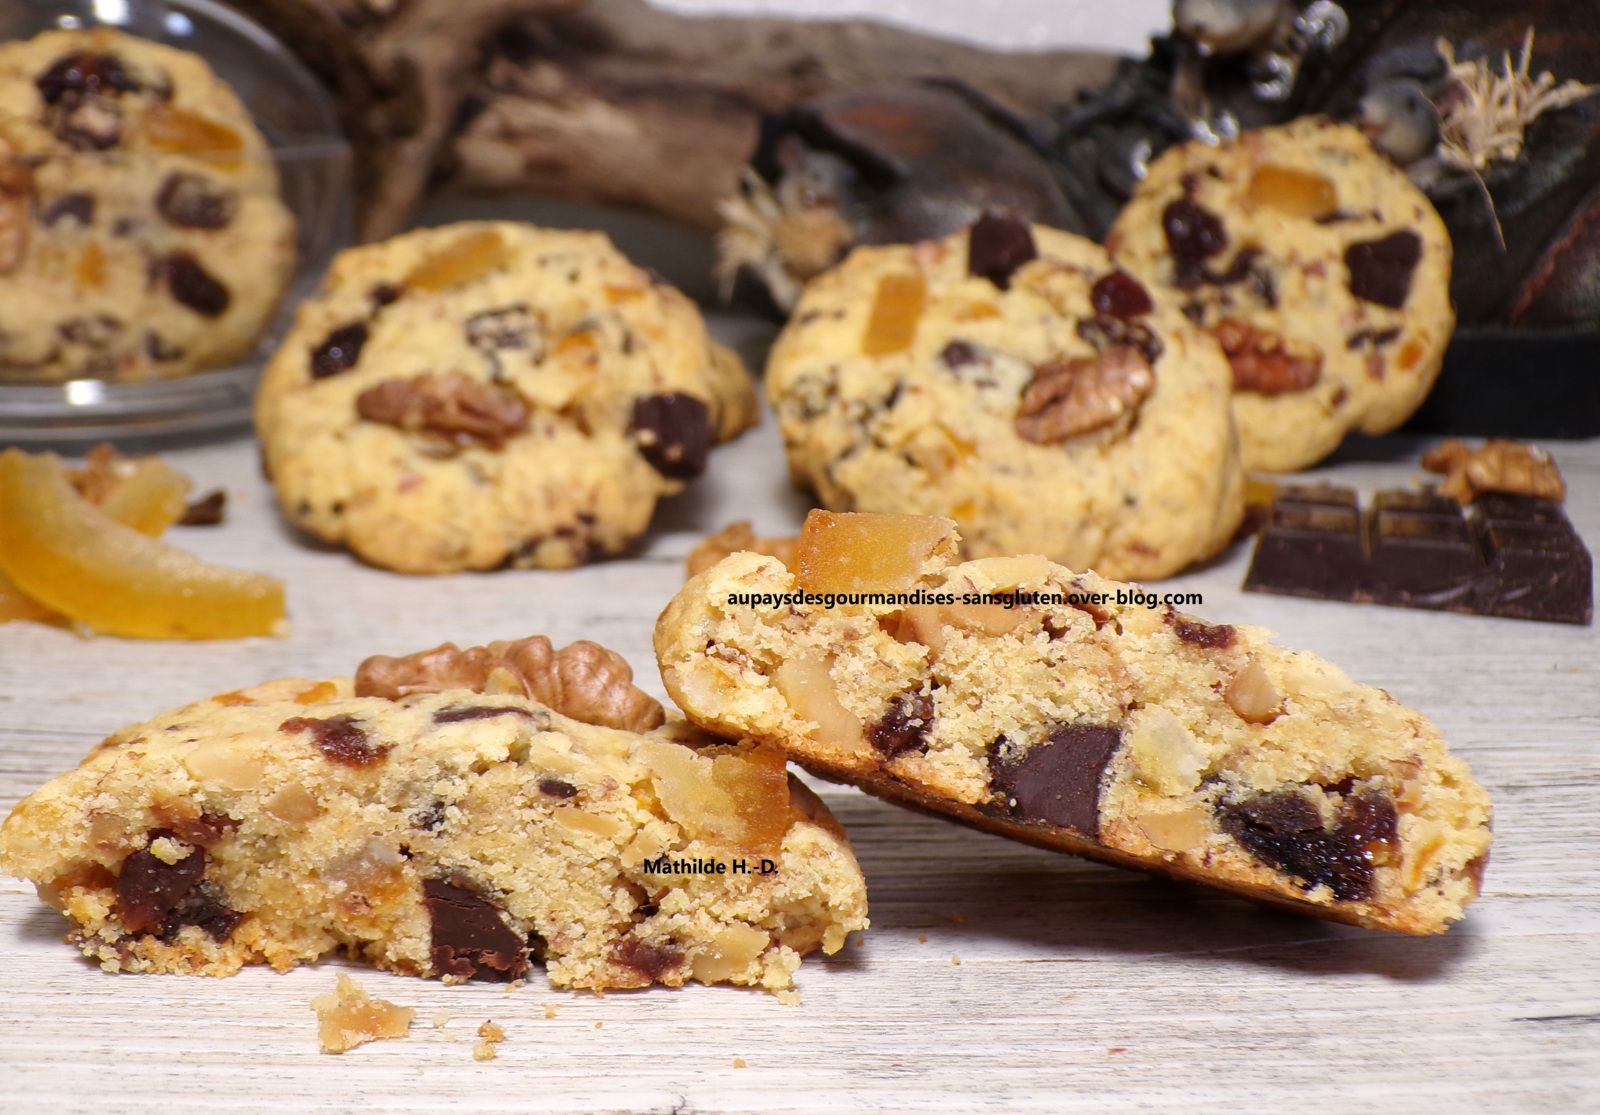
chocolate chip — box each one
[144,331,186,363]
[160,881,242,942]
[433,705,539,724]
[370,283,403,308]
[940,340,980,368]
[40,193,94,227]
[538,778,578,799]
[422,878,529,981]
[988,724,1123,837]
[967,212,1038,290]
[1168,613,1237,649]
[156,172,237,230]
[281,715,388,767]
[1090,271,1153,319]
[465,303,538,350]
[1218,788,1385,901]
[610,936,683,981]
[1345,231,1422,309]
[154,252,230,317]
[1077,316,1163,365]
[629,393,712,479]
[177,490,226,526]
[308,322,368,378]
[115,832,204,935]
[1162,197,1228,286]
[869,690,935,757]
[35,52,138,105]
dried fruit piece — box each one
[629,394,713,479]
[404,229,511,292]
[773,652,863,747]
[154,252,230,317]
[282,715,388,767]
[1089,270,1154,318]
[36,52,138,103]
[637,737,788,851]
[860,272,925,356]
[1345,230,1422,309]
[793,509,956,594]
[1015,346,1154,444]
[137,105,244,170]
[1162,197,1228,284]
[0,568,55,624]
[1247,164,1338,218]
[1168,614,1237,649]
[312,973,416,1054]
[966,212,1037,289]
[868,691,934,757]
[1219,789,1387,901]
[116,833,204,934]
[1211,318,1322,395]
[0,449,284,639]
[96,457,192,536]
[155,172,237,229]
[309,322,368,379]
[1224,659,1283,724]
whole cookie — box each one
[1107,118,1454,473]
[256,222,757,573]
[0,28,296,382]
[765,216,1243,580]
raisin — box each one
[177,490,227,526]
[1090,270,1153,319]
[154,252,230,317]
[538,778,578,799]
[1167,613,1237,649]
[967,212,1037,290]
[369,282,402,307]
[629,393,712,479]
[144,331,186,363]
[869,690,935,757]
[1218,788,1393,902]
[940,340,980,368]
[159,881,241,942]
[432,705,539,724]
[308,322,368,379]
[1345,231,1422,309]
[987,724,1123,837]
[422,877,529,981]
[35,52,138,104]
[1162,197,1228,286]
[40,193,94,227]
[281,714,389,767]
[611,936,683,981]
[115,832,204,935]
[155,172,237,230]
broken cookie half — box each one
[0,636,867,992]
[656,511,1492,934]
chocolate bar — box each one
[1243,485,1593,625]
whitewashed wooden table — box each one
[2,320,1597,1112]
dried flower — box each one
[1436,29,1596,173]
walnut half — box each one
[355,372,530,450]
[1211,318,1322,396]
[1015,344,1154,444]
[1422,438,1566,504]
[354,636,665,732]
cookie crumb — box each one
[311,973,415,1053]
[732,1057,747,1068]
[917,933,928,943]
[543,1005,558,1019]
[951,954,961,966]
[431,1013,450,1030]
[775,989,802,1006]
[594,1021,603,1030]
[473,1020,505,1062]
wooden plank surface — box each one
[1,324,1596,1112]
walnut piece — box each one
[0,146,31,275]
[1014,345,1154,444]
[1224,659,1283,725]
[355,373,530,450]
[1210,318,1322,396]
[1422,438,1566,504]
[354,636,665,732]
[311,974,415,1054]
[686,521,798,578]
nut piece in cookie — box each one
[658,512,1492,934]
[1421,438,1566,505]
[0,636,868,992]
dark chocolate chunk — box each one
[1219,788,1395,902]
[115,832,205,935]
[154,252,230,317]
[1244,487,1592,624]
[629,393,712,479]
[36,52,137,104]
[308,322,368,379]
[40,193,94,227]
[281,715,389,766]
[967,212,1037,290]
[160,881,242,942]
[1168,613,1237,649]
[538,778,578,799]
[369,282,403,308]
[1090,271,1153,319]
[177,490,227,526]
[611,937,683,981]
[1076,315,1163,365]
[433,704,539,725]
[422,878,529,981]
[1345,231,1422,309]
[1162,197,1228,286]
[988,724,1122,837]
[156,172,237,229]
[868,690,935,757]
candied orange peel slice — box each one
[404,229,512,292]
[793,510,957,594]
[0,449,283,639]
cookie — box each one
[255,222,757,572]
[656,511,1492,934]
[1106,118,1454,472]
[764,215,1244,581]
[0,27,296,382]
[0,635,867,992]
